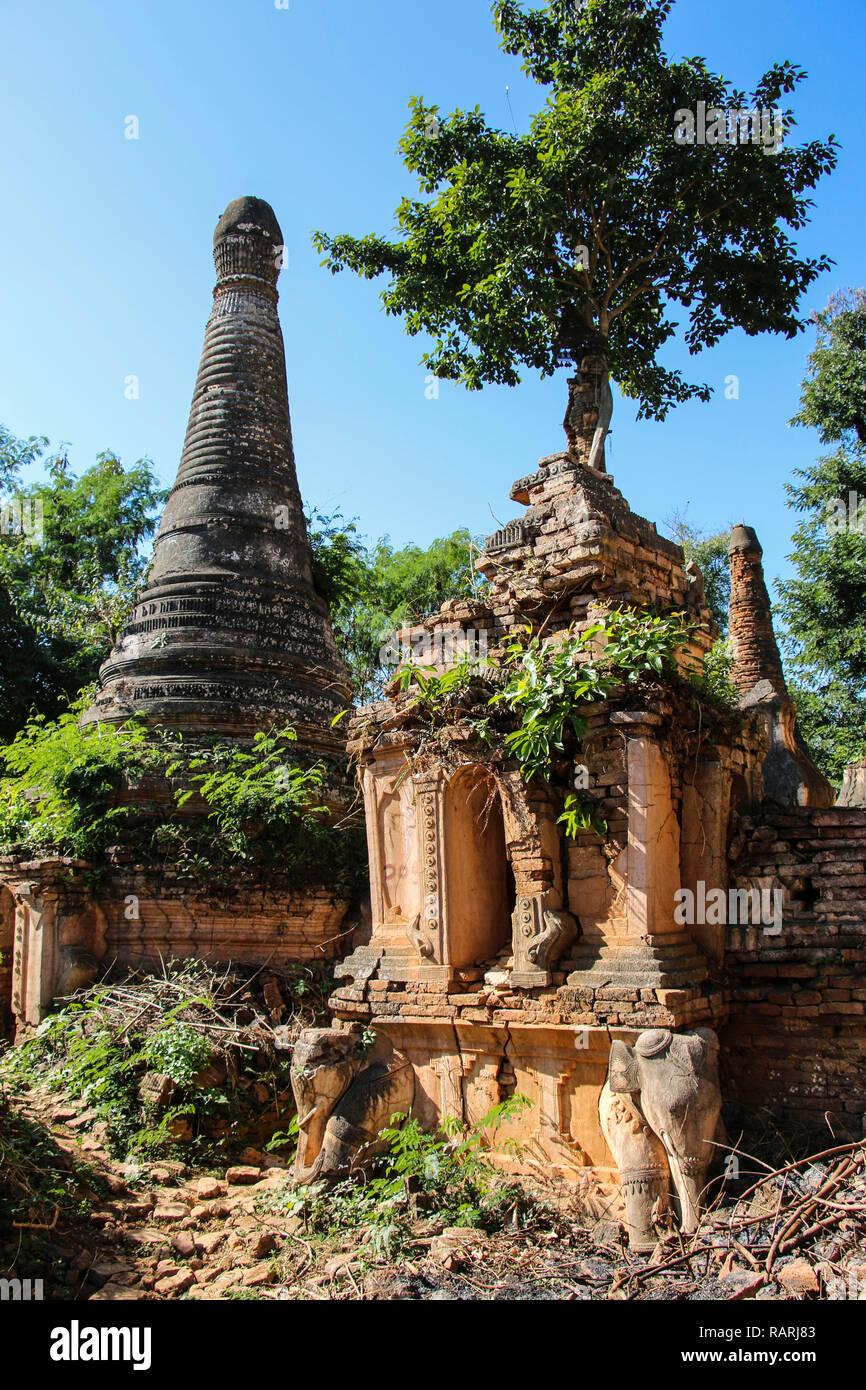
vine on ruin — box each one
[396,606,720,836]
[0,692,367,893]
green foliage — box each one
[307,510,485,702]
[273,1094,534,1251]
[398,606,698,836]
[791,289,866,446]
[599,605,692,680]
[0,433,166,741]
[697,637,739,709]
[490,623,611,781]
[557,792,607,838]
[314,0,835,422]
[667,516,731,634]
[0,692,155,856]
[490,607,693,784]
[175,727,326,853]
[777,289,866,781]
[787,680,866,786]
[396,652,487,723]
[2,1000,175,1159]
[0,960,317,1160]
[140,1024,215,1088]
[0,705,366,893]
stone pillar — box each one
[728,525,833,808]
[680,759,729,967]
[620,717,682,938]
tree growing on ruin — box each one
[777,290,866,782]
[314,0,836,446]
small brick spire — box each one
[727,524,788,699]
[727,524,833,807]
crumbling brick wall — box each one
[722,807,866,1132]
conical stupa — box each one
[85,197,350,749]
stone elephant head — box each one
[291,1027,415,1185]
[601,1027,721,1242]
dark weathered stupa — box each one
[85,196,349,749]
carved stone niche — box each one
[347,754,515,984]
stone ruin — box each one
[1,197,354,1033]
[2,196,866,1246]
[288,364,866,1243]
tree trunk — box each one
[563,352,612,471]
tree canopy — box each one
[307,509,483,704]
[665,515,731,635]
[0,432,166,741]
[777,290,866,782]
[314,0,836,427]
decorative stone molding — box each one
[511,894,577,987]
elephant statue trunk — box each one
[600,1027,722,1247]
[598,1083,669,1252]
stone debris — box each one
[4,1074,866,1302]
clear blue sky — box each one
[1,0,862,594]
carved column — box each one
[616,714,682,938]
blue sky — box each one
[1,0,862,594]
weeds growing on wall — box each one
[0,693,367,893]
[264,1094,536,1258]
[395,606,723,835]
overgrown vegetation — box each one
[396,605,733,835]
[307,509,486,702]
[266,1094,536,1260]
[777,288,866,783]
[0,695,366,892]
[0,431,166,742]
[0,959,333,1161]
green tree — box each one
[307,511,482,703]
[314,0,836,440]
[776,290,866,783]
[0,433,166,741]
[666,515,731,634]
[791,289,866,445]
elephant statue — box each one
[291,1027,415,1185]
[599,1027,721,1247]
[598,1083,670,1252]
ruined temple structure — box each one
[1,198,355,1034]
[291,364,866,1238]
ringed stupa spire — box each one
[86,197,350,748]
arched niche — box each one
[443,766,513,968]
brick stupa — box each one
[85,196,350,750]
